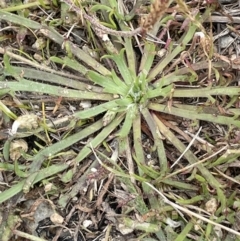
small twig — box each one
[125,137,136,184]
[163,145,228,180]
[61,0,142,37]
[171,126,202,168]
[95,174,114,207]
[145,182,240,237]
[13,229,48,241]
[185,130,214,148]
[145,182,187,221]
[214,167,240,186]
[175,14,240,24]
[52,205,77,241]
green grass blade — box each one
[147,84,173,99]
[153,74,195,87]
[50,56,88,76]
[131,112,161,210]
[74,100,118,119]
[0,163,69,204]
[141,108,168,175]
[148,102,240,128]
[122,217,160,232]
[133,112,145,167]
[29,119,104,173]
[41,26,112,75]
[117,177,149,215]
[0,78,113,100]
[0,11,110,76]
[104,49,134,85]
[118,109,135,137]
[0,9,41,29]
[161,178,198,191]
[58,114,125,207]
[139,42,156,74]
[149,23,198,80]
[14,159,28,178]
[74,114,124,165]
[173,87,240,98]
[0,162,26,171]
[111,70,129,92]
[7,66,93,91]
[152,114,226,212]
[119,27,136,74]
[87,70,127,95]
[174,221,194,241]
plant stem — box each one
[62,0,142,37]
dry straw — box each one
[140,0,171,35]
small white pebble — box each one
[80,100,92,109]
[50,213,64,224]
[83,220,93,228]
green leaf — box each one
[0,9,41,29]
[58,114,125,208]
[139,42,156,74]
[134,155,160,179]
[123,217,160,232]
[115,97,133,107]
[87,70,126,95]
[118,105,137,137]
[149,23,198,80]
[90,4,112,13]
[50,56,88,75]
[154,74,191,87]
[173,222,194,241]
[0,164,69,204]
[74,100,118,119]
[0,101,17,120]
[149,102,240,128]
[6,66,91,91]
[142,109,168,175]
[61,169,74,183]
[102,109,117,126]
[14,159,28,178]
[3,140,11,162]
[111,70,128,93]
[147,84,173,99]
[0,79,113,100]
[103,49,134,85]
[3,54,19,79]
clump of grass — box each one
[0,0,240,240]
